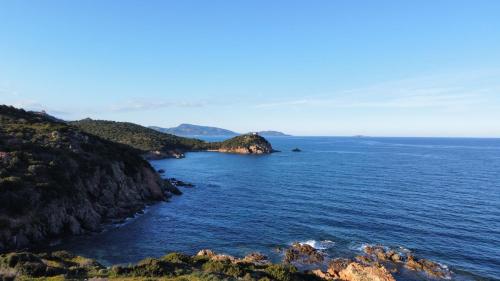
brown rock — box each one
[312,269,332,280]
[196,249,216,258]
[339,262,396,281]
[405,255,423,271]
[242,252,270,265]
[327,258,351,278]
[284,242,324,264]
[405,256,448,278]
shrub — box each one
[162,252,192,264]
[264,264,297,281]
[202,260,243,277]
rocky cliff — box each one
[0,106,172,251]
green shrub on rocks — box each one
[162,253,193,265]
[264,264,298,281]
[0,250,322,281]
[202,260,243,278]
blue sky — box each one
[1,0,499,136]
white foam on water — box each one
[298,239,335,250]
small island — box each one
[292,148,302,152]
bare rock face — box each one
[405,254,448,278]
[327,258,351,278]
[361,245,450,279]
[339,262,396,281]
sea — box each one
[52,137,500,280]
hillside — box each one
[151,123,238,137]
[209,133,275,154]
[74,120,276,156]
[71,119,208,159]
[0,105,172,251]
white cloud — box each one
[255,70,500,111]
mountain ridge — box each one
[150,123,290,137]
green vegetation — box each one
[0,106,147,215]
[208,134,274,153]
[0,251,310,281]
[71,119,275,155]
[71,119,208,152]
[0,105,166,251]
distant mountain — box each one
[150,124,290,137]
[150,123,238,137]
[257,130,291,137]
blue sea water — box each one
[54,137,500,280]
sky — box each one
[1,0,499,137]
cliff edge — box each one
[0,106,172,251]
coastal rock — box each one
[361,245,450,279]
[284,242,324,264]
[197,249,216,258]
[339,262,396,281]
[312,269,331,280]
[163,180,182,195]
[405,254,448,278]
[168,178,195,187]
[242,252,270,265]
[327,258,351,278]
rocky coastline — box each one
[0,106,275,253]
[0,106,192,252]
[0,243,452,281]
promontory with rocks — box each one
[0,105,275,253]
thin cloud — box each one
[7,100,70,117]
[255,71,500,111]
[109,100,206,112]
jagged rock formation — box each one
[0,105,173,251]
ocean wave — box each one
[297,239,335,250]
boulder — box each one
[242,252,270,265]
[284,242,324,264]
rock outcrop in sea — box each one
[210,133,275,154]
